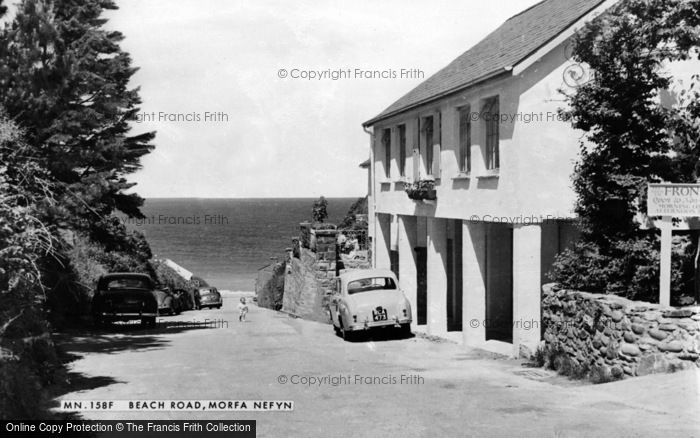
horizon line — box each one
[142,195,366,199]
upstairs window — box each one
[398,124,407,177]
[382,128,391,178]
[458,106,472,174]
[424,116,434,175]
[483,97,499,170]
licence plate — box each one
[372,308,388,322]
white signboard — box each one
[647,183,700,217]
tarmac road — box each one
[56,294,700,438]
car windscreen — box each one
[105,278,151,290]
[347,277,397,294]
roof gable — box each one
[364,0,606,126]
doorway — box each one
[485,223,513,343]
[415,247,427,325]
[447,220,463,332]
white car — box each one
[329,269,412,340]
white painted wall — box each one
[371,40,581,221]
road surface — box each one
[56,294,700,437]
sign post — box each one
[647,183,700,306]
[658,216,672,307]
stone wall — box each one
[255,261,285,310]
[282,237,337,323]
[281,226,371,323]
[542,283,700,378]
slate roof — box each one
[363,0,606,126]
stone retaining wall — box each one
[282,248,333,323]
[542,283,700,377]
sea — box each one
[123,198,357,292]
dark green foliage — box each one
[0,0,157,419]
[312,222,336,231]
[0,0,157,322]
[533,346,545,367]
[550,234,695,302]
[151,259,199,293]
[0,115,65,419]
[0,0,155,227]
[405,180,436,201]
[552,0,700,301]
[338,196,368,230]
[312,196,329,223]
[0,361,48,419]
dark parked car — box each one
[92,273,158,327]
[172,289,193,311]
[154,288,181,316]
[198,287,222,309]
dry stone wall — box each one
[542,283,700,377]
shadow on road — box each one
[55,319,220,355]
[50,320,221,402]
[340,329,416,343]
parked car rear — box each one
[91,273,159,327]
[329,269,412,340]
[198,287,222,309]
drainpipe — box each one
[363,125,375,268]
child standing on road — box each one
[238,297,248,322]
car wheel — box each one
[340,319,353,341]
[400,323,411,336]
[216,305,222,309]
[141,317,156,328]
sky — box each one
[101,0,543,198]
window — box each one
[398,124,407,177]
[105,278,151,290]
[458,106,471,173]
[347,277,397,294]
[483,97,499,170]
[382,128,391,178]
[424,116,434,175]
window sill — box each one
[452,173,471,181]
[476,170,499,179]
[379,179,392,185]
[394,179,410,188]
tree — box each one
[0,110,62,418]
[312,196,329,223]
[551,0,700,303]
[0,0,155,227]
[339,196,368,229]
[0,0,156,324]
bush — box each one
[151,259,198,292]
[0,361,48,419]
[549,234,695,303]
[338,196,368,229]
[312,196,329,223]
[48,231,153,326]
